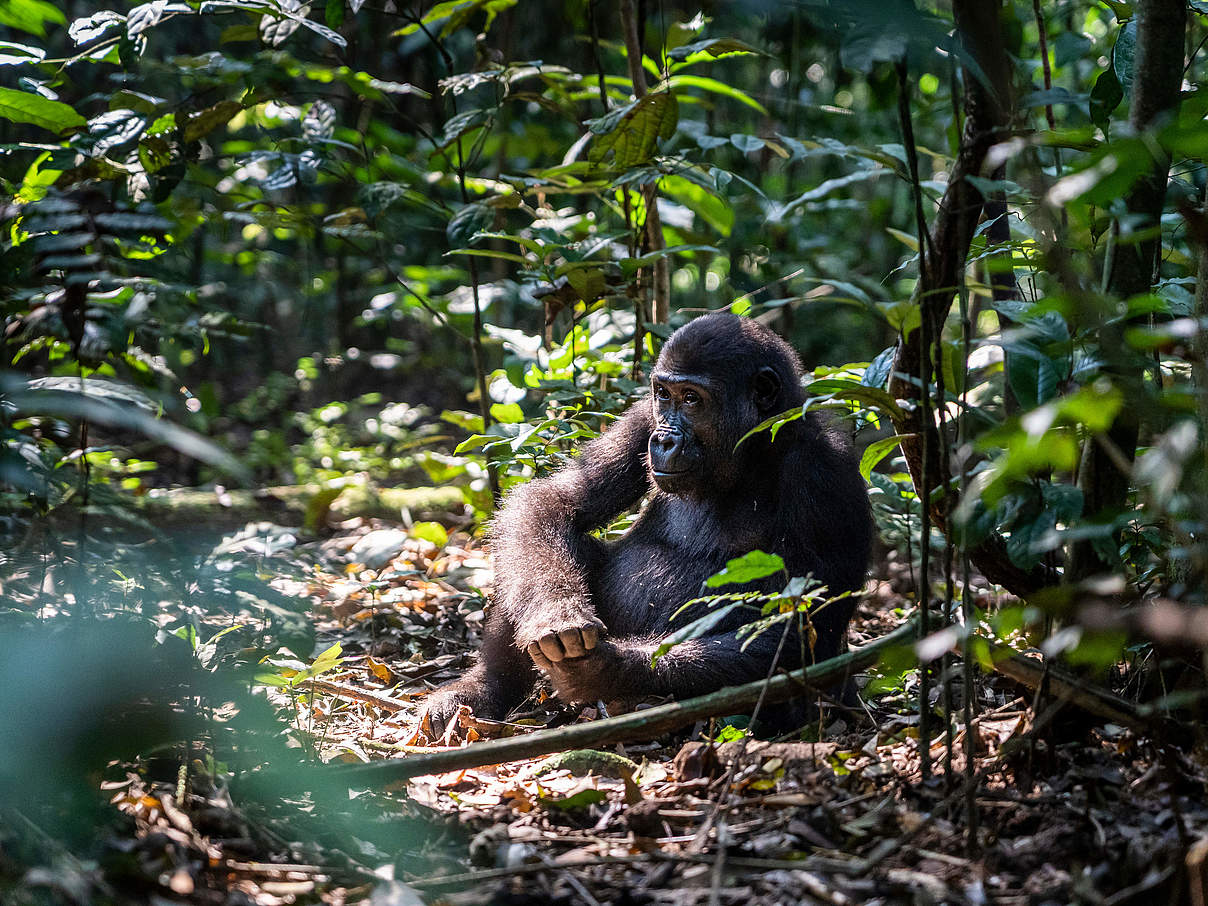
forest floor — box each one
[8,512,1208,905]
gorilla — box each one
[422,312,873,733]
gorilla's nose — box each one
[650,428,684,470]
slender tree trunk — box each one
[887,0,1050,594]
[1069,0,1185,580]
[619,0,670,325]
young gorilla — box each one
[423,312,873,733]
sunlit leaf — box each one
[0,88,86,135]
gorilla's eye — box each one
[654,384,671,402]
[683,389,701,406]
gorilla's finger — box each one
[559,628,587,658]
[537,634,565,662]
[528,641,553,670]
[582,624,600,650]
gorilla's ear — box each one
[752,366,781,412]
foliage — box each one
[6,0,1208,895]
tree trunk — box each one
[887,0,1052,594]
[1068,0,1185,581]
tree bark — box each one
[887,1,1052,594]
[1069,0,1185,580]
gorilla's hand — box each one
[529,638,628,704]
[515,601,605,664]
[418,686,470,739]
[522,618,604,665]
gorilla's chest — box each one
[591,496,770,637]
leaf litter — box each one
[29,515,1208,905]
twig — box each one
[239,619,919,794]
[306,678,409,711]
[408,851,870,891]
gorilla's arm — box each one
[420,404,653,733]
[490,403,654,650]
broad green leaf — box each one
[619,243,718,275]
[804,378,906,422]
[127,1,168,36]
[735,407,802,449]
[776,169,886,219]
[0,88,85,135]
[454,433,494,454]
[0,41,45,65]
[489,401,524,423]
[667,37,764,63]
[260,11,301,46]
[68,10,125,44]
[6,383,249,481]
[447,247,528,264]
[183,100,243,142]
[661,173,733,236]
[0,0,67,36]
[886,227,919,250]
[705,550,786,587]
[447,202,493,246]
[859,434,913,480]
[1112,18,1137,96]
[588,91,678,168]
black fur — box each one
[422,313,873,731]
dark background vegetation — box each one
[4,0,1208,902]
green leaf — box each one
[804,378,906,422]
[0,41,46,65]
[652,601,743,664]
[1112,19,1137,96]
[859,434,913,481]
[68,10,125,44]
[0,88,86,135]
[447,202,493,247]
[735,407,802,449]
[587,91,678,168]
[410,521,449,547]
[447,247,528,264]
[5,382,250,482]
[441,409,485,433]
[1090,69,1124,131]
[0,0,67,37]
[454,433,494,454]
[325,0,344,29]
[619,244,719,275]
[127,1,168,37]
[489,401,524,423]
[183,100,243,142]
[666,74,767,114]
[705,550,786,588]
[667,37,764,63]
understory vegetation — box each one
[4,0,1208,903]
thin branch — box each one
[240,618,920,794]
